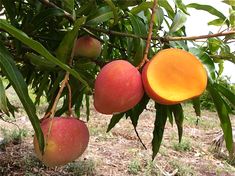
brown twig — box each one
[84,25,235,42]
[66,82,72,116]
[38,0,74,22]
[136,0,158,69]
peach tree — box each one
[0,0,235,162]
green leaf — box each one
[87,6,114,25]
[107,112,125,132]
[208,18,225,26]
[0,42,44,153]
[229,9,235,27]
[171,104,184,143]
[104,0,119,25]
[129,13,147,66]
[85,95,90,121]
[63,0,74,13]
[0,77,9,115]
[30,8,67,31]
[192,97,201,117]
[152,103,168,160]
[25,52,56,69]
[207,82,233,156]
[128,94,150,127]
[156,7,164,27]
[216,83,235,108]
[223,0,235,6]
[158,0,174,19]
[170,10,187,33]
[0,19,90,90]
[167,107,174,126]
[187,3,229,26]
[56,17,86,63]
[130,2,153,15]
[175,0,189,15]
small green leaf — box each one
[216,83,235,108]
[0,77,9,115]
[208,18,225,26]
[192,97,201,117]
[223,0,235,6]
[171,104,184,143]
[104,0,119,25]
[0,42,44,153]
[56,17,86,63]
[62,0,74,13]
[130,2,153,15]
[207,81,233,156]
[175,0,189,15]
[170,10,187,33]
[107,113,125,132]
[30,8,66,31]
[156,7,164,27]
[25,52,56,69]
[87,6,114,25]
[158,0,174,19]
[152,103,168,160]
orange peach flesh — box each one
[143,48,207,105]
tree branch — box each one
[137,0,158,69]
[38,0,74,22]
[165,30,235,41]
[84,25,235,42]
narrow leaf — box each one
[56,17,86,63]
[87,6,114,25]
[152,103,168,160]
[0,42,44,152]
[130,2,153,15]
[170,10,187,33]
[192,97,201,117]
[104,0,119,25]
[0,77,9,115]
[207,82,233,155]
[85,95,90,121]
[107,113,125,132]
[171,104,184,143]
[216,83,235,108]
[187,3,229,26]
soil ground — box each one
[0,90,235,176]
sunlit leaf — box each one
[170,10,187,33]
[130,2,153,15]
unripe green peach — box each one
[74,36,101,59]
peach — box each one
[142,48,207,105]
[94,60,144,114]
[33,117,89,167]
[74,35,101,58]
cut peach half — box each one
[142,48,207,105]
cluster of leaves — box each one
[0,0,235,159]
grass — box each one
[128,159,141,175]
[65,159,96,175]
[169,159,196,176]
[0,127,28,147]
[173,138,192,152]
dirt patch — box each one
[0,103,235,175]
